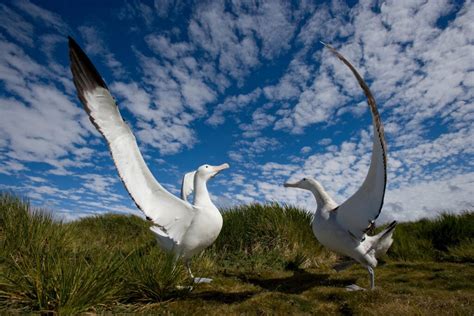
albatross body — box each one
[284,44,396,290]
[68,37,229,283]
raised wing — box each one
[181,171,196,203]
[69,37,195,244]
[323,43,387,239]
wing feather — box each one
[181,171,196,203]
[323,43,387,239]
[68,37,195,243]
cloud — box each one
[228,137,280,163]
[206,88,262,126]
[118,1,155,28]
[239,107,276,138]
[154,0,177,18]
[0,160,28,175]
[145,34,193,60]
[0,35,96,180]
[110,81,153,120]
[13,0,70,33]
[189,0,297,80]
[275,70,351,133]
[300,146,311,154]
[78,26,125,77]
[0,3,34,46]
[128,44,219,154]
[381,172,474,223]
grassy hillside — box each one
[0,192,473,314]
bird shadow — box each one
[189,290,257,304]
[235,269,357,294]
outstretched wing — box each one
[181,171,196,203]
[69,36,195,244]
[323,43,387,240]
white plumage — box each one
[68,37,229,283]
[181,171,197,203]
[284,43,396,290]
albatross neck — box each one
[308,179,336,212]
[193,176,214,208]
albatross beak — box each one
[214,163,230,172]
[211,163,230,177]
[283,181,298,188]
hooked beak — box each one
[283,181,298,188]
[211,163,230,177]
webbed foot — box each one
[194,277,213,283]
[346,284,366,291]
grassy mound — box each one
[210,203,334,270]
[389,212,474,262]
[0,193,188,313]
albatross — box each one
[68,37,229,283]
[284,43,397,291]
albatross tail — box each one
[370,221,397,258]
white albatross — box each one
[68,37,229,283]
[284,43,397,291]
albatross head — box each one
[196,163,230,181]
[283,177,316,191]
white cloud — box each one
[382,172,474,223]
[0,35,98,180]
[300,146,311,154]
[206,88,262,126]
[118,1,155,28]
[189,0,297,80]
[78,26,125,77]
[145,34,192,60]
[110,81,153,120]
[0,160,28,175]
[228,137,280,164]
[0,3,34,46]
[239,107,276,138]
[13,0,69,33]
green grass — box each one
[388,212,474,262]
[0,192,473,314]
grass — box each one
[0,192,473,314]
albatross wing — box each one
[181,171,196,202]
[69,37,195,244]
[323,43,388,239]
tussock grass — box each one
[0,193,184,313]
[211,203,333,270]
[120,247,188,303]
[389,212,474,262]
[0,192,472,314]
[0,193,124,313]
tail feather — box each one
[370,221,397,258]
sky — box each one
[0,0,473,223]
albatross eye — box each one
[205,165,209,168]
[303,178,307,181]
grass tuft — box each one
[121,246,188,303]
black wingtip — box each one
[68,36,108,90]
[68,36,77,48]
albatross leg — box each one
[186,259,213,284]
[185,259,194,279]
[345,265,376,291]
[368,266,375,290]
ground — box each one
[109,261,474,315]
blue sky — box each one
[0,0,473,222]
